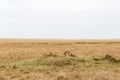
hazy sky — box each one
[0,0,120,39]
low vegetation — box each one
[0,39,120,80]
[93,54,120,63]
[0,53,120,80]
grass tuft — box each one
[103,54,120,63]
[93,54,120,63]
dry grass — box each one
[0,39,120,80]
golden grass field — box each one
[0,39,120,80]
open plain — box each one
[0,39,120,80]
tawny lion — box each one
[64,51,76,57]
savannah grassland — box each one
[0,39,120,80]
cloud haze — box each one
[0,0,120,39]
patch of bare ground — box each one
[0,75,8,80]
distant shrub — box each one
[103,54,120,63]
[75,42,102,44]
[93,54,120,63]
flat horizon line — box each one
[0,38,120,41]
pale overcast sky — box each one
[0,0,120,39]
